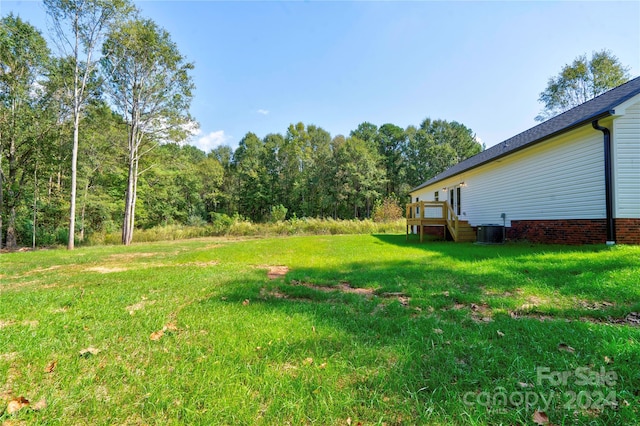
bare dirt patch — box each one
[509,311,640,327]
[601,312,640,326]
[261,265,289,280]
[445,302,493,322]
[291,280,375,296]
[380,292,410,306]
[470,303,493,323]
[262,280,411,306]
[182,261,219,267]
[577,300,615,310]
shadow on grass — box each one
[207,236,640,425]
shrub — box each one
[269,204,288,223]
[187,214,208,227]
[372,196,404,222]
[210,213,234,234]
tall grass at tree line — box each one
[89,216,406,245]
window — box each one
[434,191,439,201]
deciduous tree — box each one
[44,0,133,249]
[0,15,51,250]
[536,50,631,121]
[101,18,195,245]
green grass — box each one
[1,235,639,425]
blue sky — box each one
[3,1,639,152]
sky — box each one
[2,1,640,152]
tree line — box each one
[0,1,485,250]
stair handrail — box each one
[445,201,459,241]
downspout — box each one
[592,120,615,245]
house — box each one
[408,77,640,245]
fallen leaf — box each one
[497,330,505,337]
[532,410,549,425]
[303,357,313,366]
[150,330,164,341]
[558,343,575,353]
[6,396,29,414]
[518,382,534,388]
[79,347,100,357]
[346,418,352,426]
[312,326,316,333]
[31,398,47,411]
[433,328,444,334]
[163,323,178,332]
[442,291,449,297]
[242,299,250,306]
[318,362,327,369]
[44,360,57,373]
[604,356,613,364]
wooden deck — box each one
[406,201,476,242]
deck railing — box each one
[406,201,459,241]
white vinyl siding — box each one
[411,125,606,227]
[613,100,640,218]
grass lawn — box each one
[1,234,639,425]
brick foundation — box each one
[507,219,608,245]
[615,219,640,245]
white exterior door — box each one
[448,186,461,216]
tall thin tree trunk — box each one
[0,138,3,251]
[68,114,79,249]
[6,206,17,251]
[33,162,38,249]
[122,158,135,245]
[129,155,139,245]
[7,101,17,250]
[122,105,142,246]
[79,179,89,242]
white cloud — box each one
[257,109,269,115]
[193,130,230,152]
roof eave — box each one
[409,110,614,194]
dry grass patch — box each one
[107,252,156,261]
[261,265,289,279]
[84,266,128,273]
[125,298,156,315]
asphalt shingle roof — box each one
[411,76,640,192]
